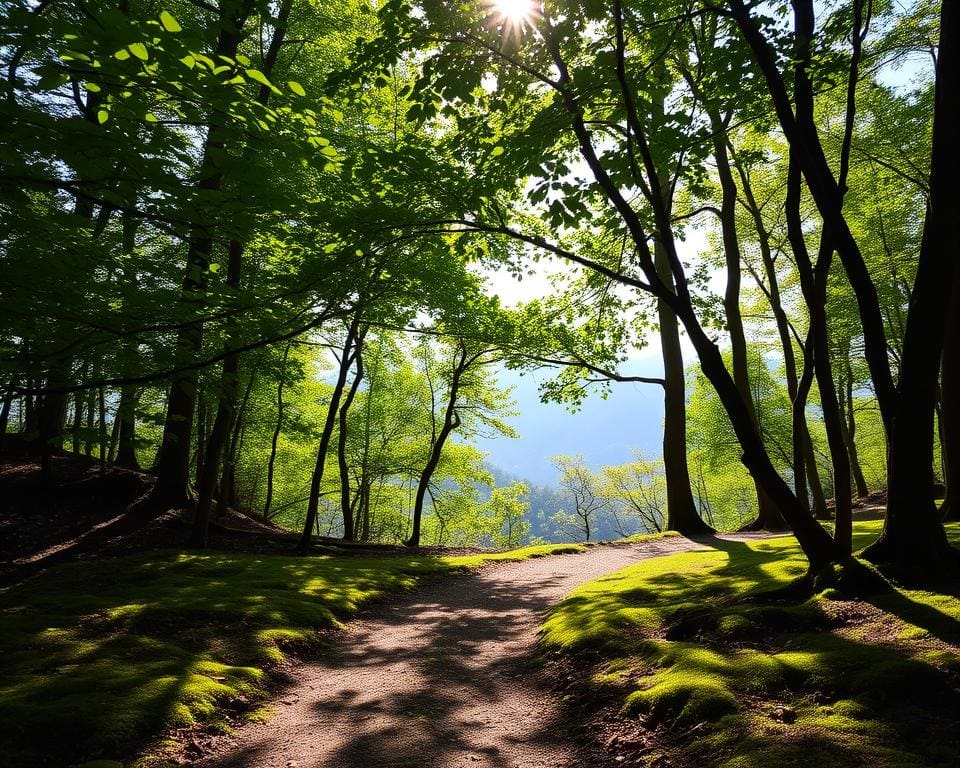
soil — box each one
[2,449,899,767]
[0,451,525,585]
[193,537,708,768]
[0,451,304,584]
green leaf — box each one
[97,109,109,124]
[490,146,504,157]
[114,49,130,61]
[144,112,159,123]
[209,263,220,273]
[245,69,271,87]
[288,80,306,97]
[83,82,101,93]
[159,11,182,33]
[37,72,69,90]
[128,42,149,61]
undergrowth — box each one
[542,521,960,767]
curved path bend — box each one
[198,536,714,768]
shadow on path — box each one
[200,538,702,768]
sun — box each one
[492,0,536,22]
[484,0,541,45]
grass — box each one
[0,540,584,768]
[541,521,960,767]
[445,541,587,567]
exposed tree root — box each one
[741,558,893,604]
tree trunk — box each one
[941,267,960,521]
[24,380,37,435]
[779,0,856,553]
[680,309,839,569]
[804,425,830,519]
[0,377,16,457]
[338,342,365,541]
[711,113,784,532]
[219,371,254,518]
[734,151,829,519]
[84,375,96,457]
[151,1,253,508]
[194,386,207,490]
[838,353,869,497]
[193,240,244,548]
[862,0,960,575]
[97,385,107,477]
[192,354,239,547]
[71,385,84,455]
[299,317,362,550]
[783,159,853,551]
[656,248,714,536]
[189,0,290,539]
[113,386,140,470]
[729,0,896,432]
[38,363,69,488]
[408,348,467,547]
[811,262,853,553]
[360,481,371,542]
[263,344,292,519]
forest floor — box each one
[543,521,960,768]
[1,450,671,768]
[4,452,958,768]
[191,533,715,768]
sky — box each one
[469,234,706,486]
[471,356,669,484]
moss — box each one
[620,530,681,543]
[543,521,960,767]
[0,536,602,767]
[243,705,276,724]
[444,542,587,568]
[624,668,738,726]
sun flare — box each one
[492,0,536,22]
[485,0,541,45]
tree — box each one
[406,334,516,547]
[551,455,609,542]
[727,0,960,574]
[374,0,838,569]
[485,483,532,549]
[601,454,668,535]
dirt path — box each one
[197,537,714,768]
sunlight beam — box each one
[484,0,541,45]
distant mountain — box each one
[472,364,667,484]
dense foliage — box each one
[1,0,957,574]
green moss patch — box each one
[0,539,588,767]
[443,541,587,567]
[542,521,960,766]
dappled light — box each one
[542,522,960,766]
[0,550,452,765]
[1,0,958,764]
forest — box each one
[1,0,959,766]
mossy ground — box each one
[541,521,960,767]
[0,541,582,767]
